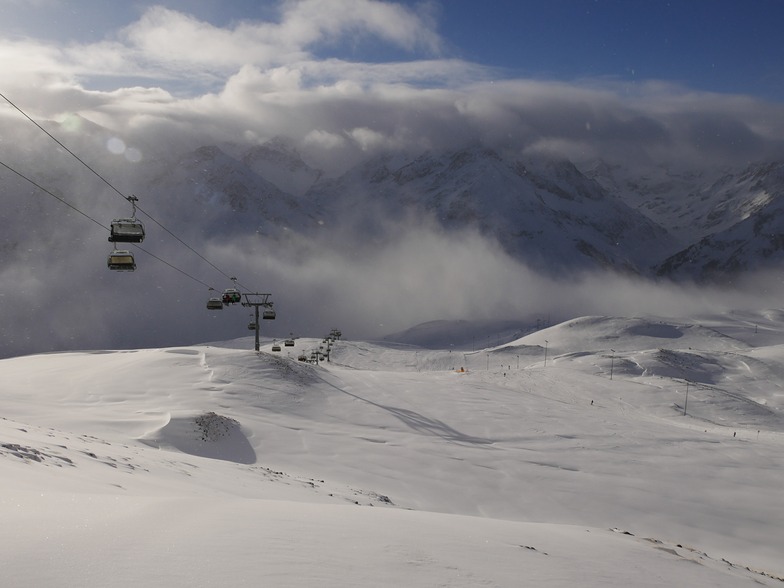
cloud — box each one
[120,6,298,71]
[0,0,444,96]
[278,0,442,53]
[1,143,783,360]
[2,1,782,174]
[167,215,784,347]
[100,1,441,82]
[2,1,784,358]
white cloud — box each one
[277,0,442,52]
[113,1,441,79]
[1,0,779,176]
[0,1,444,98]
[120,6,294,71]
[347,126,387,150]
[190,216,784,343]
[2,2,784,359]
[303,129,346,149]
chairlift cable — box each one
[0,91,128,203]
[0,157,215,290]
[0,158,108,231]
[131,242,215,289]
[0,91,256,291]
[132,209,239,284]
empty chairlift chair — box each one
[108,218,145,243]
[109,196,145,243]
[206,297,224,310]
[107,249,136,271]
[262,309,276,320]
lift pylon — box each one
[241,293,274,351]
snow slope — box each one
[1,312,783,587]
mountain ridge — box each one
[5,115,784,283]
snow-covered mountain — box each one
[587,160,784,280]
[239,137,323,198]
[131,137,784,281]
[7,113,784,283]
[304,148,670,274]
[147,144,322,238]
[653,162,784,280]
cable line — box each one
[1,91,257,292]
[135,210,239,285]
[132,242,215,289]
[0,157,215,290]
[0,158,108,231]
[0,91,128,203]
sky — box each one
[1,0,783,165]
[1,0,783,173]
[1,0,783,100]
[2,0,784,357]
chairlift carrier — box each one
[107,249,136,271]
[108,218,145,243]
[109,196,145,243]
[206,297,224,310]
[222,288,242,304]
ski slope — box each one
[1,312,782,587]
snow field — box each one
[1,312,783,586]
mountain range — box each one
[142,136,784,282]
[6,115,784,283]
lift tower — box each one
[241,293,275,351]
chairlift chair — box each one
[262,309,276,320]
[284,339,295,347]
[271,343,281,352]
[107,249,136,271]
[108,219,145,243]
[206,297,224,310]
[222,288,242,305]
[248,321,257,331]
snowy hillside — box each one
[2,312,783,587]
